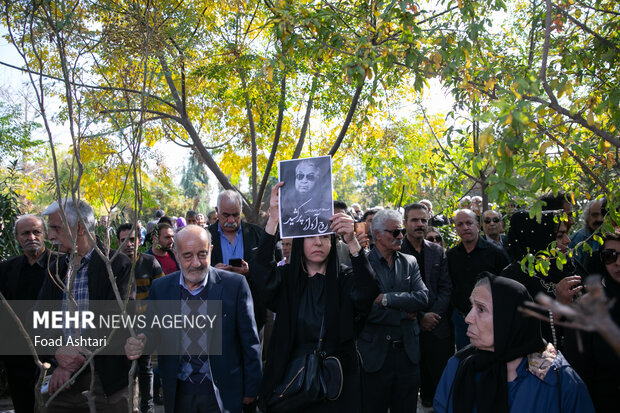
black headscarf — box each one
[507,210,558,262]
[452,274,545,413]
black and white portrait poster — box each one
[278,156,334,238]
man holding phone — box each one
[208,189,268,332]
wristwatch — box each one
[381,295,388,307]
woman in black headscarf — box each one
[500,210,584,346]
[433,274,594,413]
[255,183,380,412]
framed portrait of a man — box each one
[278,156,334,238]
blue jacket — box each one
[142,268,262,413]
[433,350,594,413]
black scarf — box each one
[452,275,545,413]
[507,210,558,262]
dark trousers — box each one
[134,355,153,413]
[419,331,455,405]
[4,357,39,413]
[45,370,129,413]
[175,379,220,413]
[361,346,420,413]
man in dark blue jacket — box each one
[125,225,262,413]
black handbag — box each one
[266,317,343,412]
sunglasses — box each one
[484,217,501,224]
[296,173,317,181]
[384,228,405,238]
[601,249,620,265]
[426,235,443,243]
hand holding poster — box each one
[278,156,334,238]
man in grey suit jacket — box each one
[357,209,429,413]
[400,203,454,408]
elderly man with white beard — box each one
[356,209,429,413]
[125,225,261,413]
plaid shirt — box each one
[62,249,93,338]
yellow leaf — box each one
[485,78,496,91]
[267,67,273,82]
[503,113,513,125]
[479,127,493,150]
[539,141,553,156]
[586,110,594,126]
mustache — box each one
[223,222,238,229]
[392,239,403,246]
[187,264,206,273]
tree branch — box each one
[293,75,318,159]
[256,74,286,215]
[328,83,364,156]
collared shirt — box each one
[447,236,509,314]
[218,223,244,265]
[62,249,94,337]
[178,270,209,296]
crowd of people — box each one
[0,187,616,413]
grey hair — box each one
[295,160,322,179]
[13,214,47,237]
[217,190,243,211]
[419,199,433,210]
[42,198,96,232]
[482,209,503,220]
[474,276,491,289]
[371,209,403,241]
[582,198,604,224]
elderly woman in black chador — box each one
[433,274,594,413]
[564,232,620,413]
[500,210,585,346]
[255,183,380,412]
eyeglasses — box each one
[384,228,405,238]
[601,249,620,265]
[426,236,442,243]
[483,217,501,224]
[296,173,317,181]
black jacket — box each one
[37,248,133,396]
[209,221,268,330]
[254,233,380,411]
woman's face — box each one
[465,284,495,351]
[556,222,570,253]
[602,240,620,284]
[425,230,443,246]
[303,235,331,266]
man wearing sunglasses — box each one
[357,208,429,413]
[480,210,508,250]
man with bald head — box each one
[0,215,50,413]
[125,225,261,413]
[447,209,509,350]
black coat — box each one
[37,248,133,396]
[209,222,268,330]
[254,233,380,412]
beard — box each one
[183,264,209,285]
[23,240,44,255]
